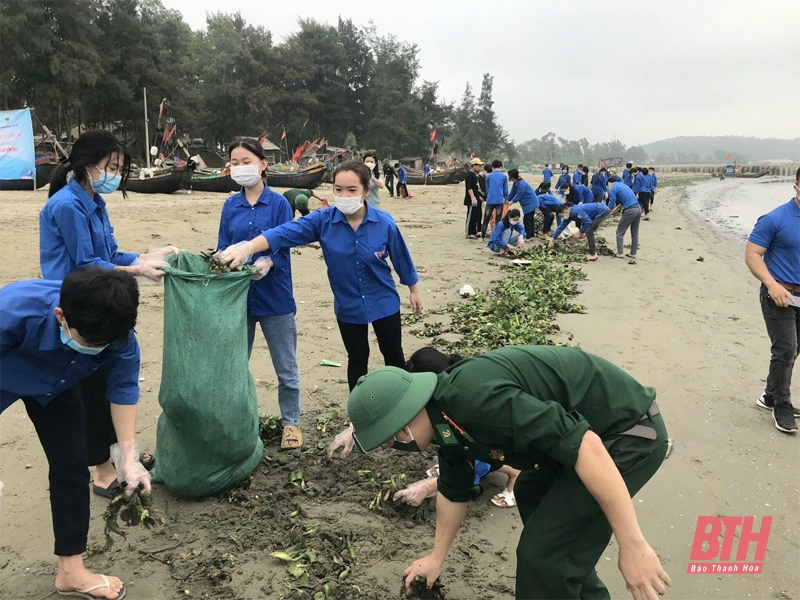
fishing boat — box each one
[189,170,239,193]
[405,168,461,186]
[266,162,326,189]
[126,163,193,194]
[716,165,771,179]
[0,155,58,191]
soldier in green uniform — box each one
[282,188,327,217]
[347,345,672,600]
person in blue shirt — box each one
[560,182,594,206]
[397,163,409,198]
[590,167,608,203]
[487,208,526,255]
[39,130,174,498]
[623,162,633,188]
[549,202,611,261]
[632,167,653,220]
[537,191,565,236]
[217,160,423,457]
[744,167,800,433]
[1,267,149,600]
[423,164,431,184]
[481,160,508,239]
[573,164,584,187]
[507,169,540,239]
[608,178,642,259]
[542,163,553,185]
[555,166,571,197]
[648,168,658,210]
[218,139,303,450]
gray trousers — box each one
[616,205,642,255]
[760,284,800,408]
[583,212,610,255]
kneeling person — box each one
[348,345,672,600]
[487,209,526,255]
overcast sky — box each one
[162,0,800,146]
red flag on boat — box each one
[292,141,309,162]
[281,128,287,140]
[163,124,177,143]
[725,154,731,160]
[158,99,166,119]
[430,129,437,142]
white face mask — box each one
[794,183,800,201]
[230,164,263,187]
[364,162,376,171]
[334,194,364,215]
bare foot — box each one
[55,568,124,599]
[587,254,598,261]
[92,460,117,489]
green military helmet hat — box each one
[294,194,309,211]
[347,367,438,453]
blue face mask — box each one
[60,319,108,355]
[88,165,122,194]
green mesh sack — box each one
[150,251,263,497]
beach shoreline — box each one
[0,179,797,599]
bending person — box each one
[608,178,642,259]
[549,202,611,261]
[218,138,303,449]
[507,169,540,239]
[1,267,150,600]
[347,345,671,600]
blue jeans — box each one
[247,313,301,426]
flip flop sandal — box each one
[425,464,440,478]
[58,574,126,599]
[281,426,303,450]
[625,254,636,259]
[92,480,123,499]
[490,489,517,508]
[587,256,598,261]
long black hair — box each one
[362,152,380,179]
[501,208,521,229]
[405,347,464,374]
[49,130,132,198]
[228,138,268,175]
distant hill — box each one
[642,136,800,164]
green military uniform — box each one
[282,189,310,217]
[351,345,668,600]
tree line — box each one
[0,0,515,163]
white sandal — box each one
[490,489,516,508]
[57,574,126,599]
[425,464,439,478]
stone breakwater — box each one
[649,163,799,176]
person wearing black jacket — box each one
[383,161,396,197]
[464,158,485,238]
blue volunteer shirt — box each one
[622,169,632,187]
[485,171,508,205]
[748,198,800,286]
[568,184,593,205]
[398,166,408,184]
[508,179,540,214]
[608,184,640,210]
[39,179,139,280]
[0,280,140,413]
[537,193,564,211]
[556,172,571,193]
[591,172,608,196]
[633,173,653,194]
[552,203,610,238]
[542,167,553,184]
[263,206,419,324]
[487,220,526,250]
[218,186,297,317]
[650,172,658,189]
[573,170,582,186]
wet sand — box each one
[0,177,798,599]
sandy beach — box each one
[0,177,798,600]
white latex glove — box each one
[328,424,355,458]
[0,480,4,505]
[251,256,274,281]
[215,241,254,269]
[110,441,152,496]
[140,246,179,262]
[131,258,168,282]
[393,478,438,506]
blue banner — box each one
[0,108,36,181]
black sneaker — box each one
[757,393,800,416]
[773,405,798,433]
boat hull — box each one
[266,164,326,189]
[127,165,193,194]
[190,171,239,193]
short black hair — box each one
[59,267,139,345]
[626,162,633,169]
[491,160,503,169]
[539,182,551,192]
[484,164,493,173]
[557,203,573,215]
[507,168,520,180]
[631,167,639,173]
[405,347,463,374]
[560,183,572,192]
[599,167,607,173]
[577,164,583,169]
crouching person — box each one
[1,267,149,600]
[487,209,526,255]
[348,345,671,600]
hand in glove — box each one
[251,256,274,281]
[215,241,254,268]
[328,424,355,458]
[110,441,152,496]
[140,246,179,262]
[131,258,169,281]
[393,478,438,506]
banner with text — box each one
[0,108,36,181]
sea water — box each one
[684,176,795,242]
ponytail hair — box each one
[49,130,131,198]
[502,208,521,229]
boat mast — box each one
[143,87,151,169]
